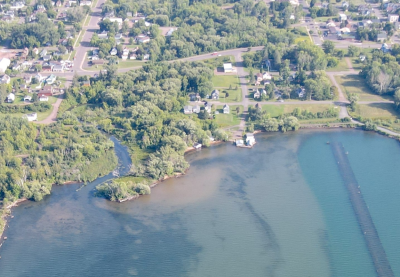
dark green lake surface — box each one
[1,130,400,277]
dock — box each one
[331,142,394,277]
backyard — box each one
[212,75,242,102]
[215,105,243,127]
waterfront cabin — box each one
[246,133,256,146]
[193,143,202,149]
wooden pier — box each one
[331,142,394,277]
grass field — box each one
[335,75,392,102]
[351,103,399,120]
[326,58,349,72]
[215,105,243,127]
[212,75,239,87]
[262,104,336,117]
[212,75,242,102]
[118,60,146,68]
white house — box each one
[0,58,11,73]
[53,65,64,72]
[107,17,123,25]
[46,74,57,84]
[223,63,233,73]
[389,14,399,23]
[24,95,32,101]
[223,104,230,114]
[80,0,92,6]
[39,95,49,101]
[193,143,202,149]
[110,48,118,56]
[193,105,201,113]
[211,89,219,99]
[0,74,11,84]
[184,105,193,114]
[143,54,150,60]
[98,31,108,39]
[24,113,37,122]
[136,34,150,43]
[10,2,25,9]
[262,72,272,80]
[6,93,15,103]
[166,28,177,36]
[339,13,347,22]
[245,133,256,146]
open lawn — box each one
[326,58,349,72]
[262,104,337,117]
[212,75,239,87]
[218,88,242,102]
[118,60,146,68]
[215,105,243,127]
[351,103,399,120]
[335,75,392,102]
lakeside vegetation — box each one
[0,116,117,232]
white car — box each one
[218,54,221,56]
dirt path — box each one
[327,73,349,103]
[36,94,64,124]
[345,57,356,73]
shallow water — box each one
[0,130,399,276]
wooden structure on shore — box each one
[331,142,394,277]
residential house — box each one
[0,58,10,73]
[65,0,77,6]
[80,0,92,6]
[24,95,32,101]
[110,48,118,56]
[193,105,201,113]
[235,139,244,146]
[46,74,57,84]
[0,74,10,84]
[43,55,52,61]
[389,14,399,23]
[39,85,53,96]
[35,73,44,82]
[377,31,387,42]
[24,113,37,122]
[143,54,150,60]
[136,34,150,43]
[20,84,28,90]
[223,63,233,73]
[296,87,305,98]
[24,75,32,84]
[122,48,129,56]
[36,4,46,12]
[32,47,39,55]
[53,64,64,72]
[40,49,47,57]
[166,28,177,36]
[42,65,53,72]
[107,17,123,25]
[115,33,123,40]
[10,1,25,9]
[223,104,230,114]
[204,102,212,113]
[381,43,390,53]
[39,95,49,101]
[6,93,15,103]
[98,31,108,39]
[12,63,21,71]
[262,72,272,80]
[22,61,33,69]
[338,13,347,22]
[129,54,137,60]
[184,105,193,114]
[255,73,263,85]
[342,1,349,10]
[340,27,351,34]
[211,89,219,99]
[245,133,256,146]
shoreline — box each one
[2,124,399,247]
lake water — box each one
[1,130,400,277]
